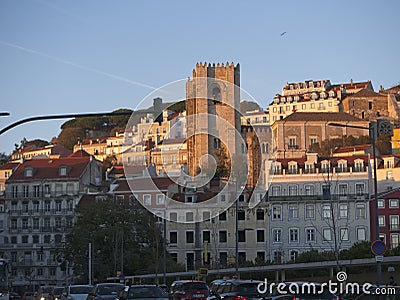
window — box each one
[274,251,282,264]
[340,228,349,241]
[156,194,165,205]
[339,203,348,218]
[256,209,264,220]
[169,232,177,244]
[23,185,29,197]
[257,229,265,242]
[390,215,399,231]
[55,201,62,212]
[257,251,265,262]
[238,230,246,243]
[389,199,399,208]
[59,166,67,176]
[379,216,385,227]
[272,205,282,220]
[305,204,315,219]
[391,234,399,249]
[34,185,41,197]
[289,228,299,243]
[273,228,282,242]
[322,184,331,200]
[378,199,385,208]
[356,183,365,196]
[356,203,366,218]
[202,231,211,243]
[22,236,28,243]
[302,104,306,110]
[338,184,348,196]
[186,231,194,244]
[203,211,210,221]
[323,228,332,241]
[219,211,227,221]
[306,228,316,242]
[186,212,194,222]
[238,210,245,220]
[288,185,298,196]
[290,250,298,262]
[25,167,33,177]
[289,138,296,149]
[288,164,297,174]
[271,185,281,195]
[143,194,151,206]
[169,212,177,222]
[305,185,314,196]
[288,204,298,219]
[219,230,227,243]
[357,227,366,241]
[322,204,332,219]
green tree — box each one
[65,196,182,283]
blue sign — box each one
[371,240,386,256]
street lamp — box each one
[328,122,381,285]
[0,111,131,136]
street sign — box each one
[375,256,384,262]
[371,240,386,256]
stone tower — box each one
[186,62,241,177]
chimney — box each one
[153,97,163,123]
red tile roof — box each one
[7,155,91,182]
[68,149,91,158]
[0,162,19,170]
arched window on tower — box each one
[212,87,222,104]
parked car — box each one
[37,286,56,300]
[9,292,22,300]
[207,279,265,300]
[264,282,338,300]
[62,285,93,300]
[170,280,210,300]
[126,285,168,300]
[86,283,125,300]
[53,287,65,300]
[22,292,35,300]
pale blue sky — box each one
[0,0,399,154]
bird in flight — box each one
[280,31,287,36]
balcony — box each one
[268,193,369,202]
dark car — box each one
[9,292,22,300]
[170,280,210,300]
[341,285,400,300]
[207,280,265,300]
[53,287,65,300]
[126,285,168,300]
[265,282,338,300]
[22,292,35,300]
[37,286,56,300]
[87,283,125,300]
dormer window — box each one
[287,96,292,103]
[294,96,300,102]
[354,160,364,172]
[25,167,34,177]
[311,93,319,100]
[320,92,327,99]
[59,166,68,176]
[288,162,298,174]
[281,97,286,103]
[337,160,347,172]
[329,91,336,98]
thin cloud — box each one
[0,40,157,90]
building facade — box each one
[0,151,102,287]
[268,154,371,263]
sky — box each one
[0,0,399,154]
